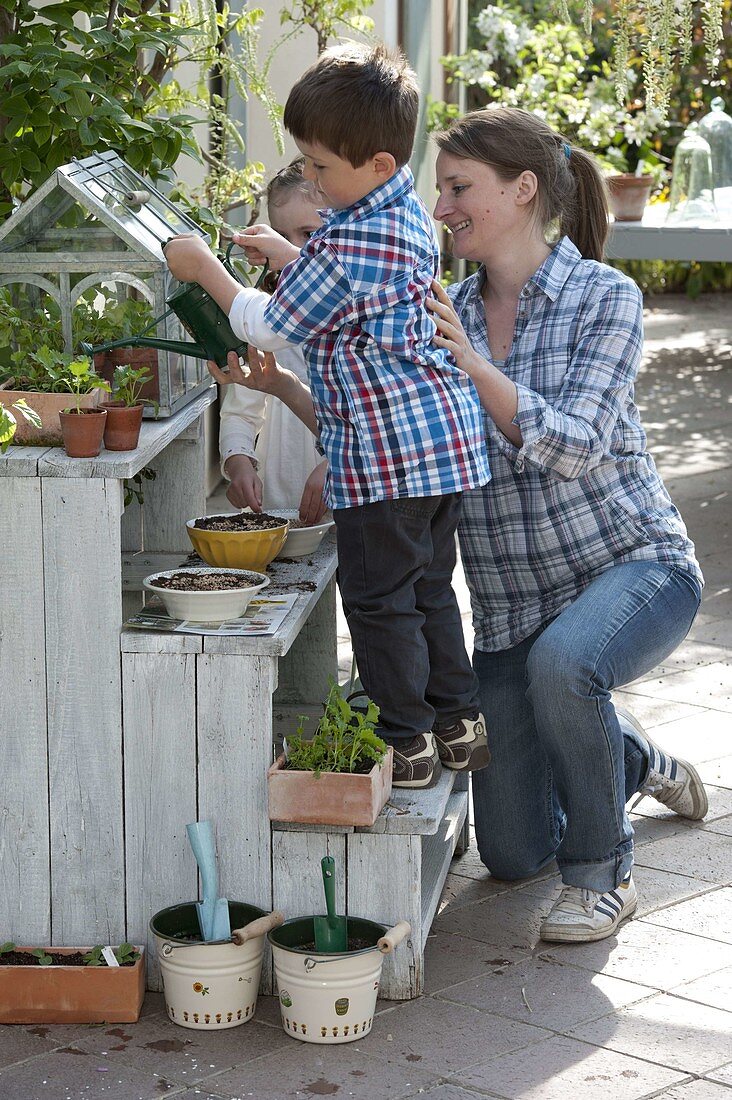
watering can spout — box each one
[79,336,210,361]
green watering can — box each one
[79,244,267,368]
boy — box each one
[164,43,490,789]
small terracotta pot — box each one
[607,174,654,222]
[59,407,107,458]
[101,401,144,451]
[0,946,145,1024]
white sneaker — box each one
[618,707,709,821]
[634,735,708,821]
[540,873,637,943]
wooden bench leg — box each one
[347,832,422,999]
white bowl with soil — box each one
[274,510,335,559]
[143,567,270,623]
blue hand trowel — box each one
[186,820,231,942]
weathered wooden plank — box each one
[122,550,189,591]
[273,832,346,918]
[120,629,203,654]
[123,650,198,992]
[420,792,468,946]
[357,766,457,836]
[37,390,215,480]
[197,653,278,994]
[347,831,422,999]
[143,434,207,553]
[0,446,49,476]
[43,477,125,944]
[274,575,338,705]
[0,478,50,941]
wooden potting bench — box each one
[2,390,465,1000]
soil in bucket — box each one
[269,916,387,1044]
[150,901,267,1030]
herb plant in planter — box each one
[268,683,393,827]
[0,940,145,1024]
[100,363,156,451]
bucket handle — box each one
[377,921,412,955]
[231,910,285,945]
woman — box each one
[428,107,706,943]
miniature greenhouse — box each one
[0,150,213,417]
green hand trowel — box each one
[313,855,348,953]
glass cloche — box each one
[697,97,732,217]
[666,122,718,226]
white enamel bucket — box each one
[150,902,283,1030]
[268,916,410,1044]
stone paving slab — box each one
[449,1034,685,1099]
[670,965,732,1013]
[567,992,732,1074]
[640,886,732,944]
[656,1083,732,1100]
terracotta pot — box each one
[95,347,160,403]
[59,407,107,458]
[100,401,144,451]
[607,174,654,222]
[267,748,393,827]
[0,386,104,446]
[0,946,145,1024]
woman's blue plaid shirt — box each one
[450,237,702,652]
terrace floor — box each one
[1,292,731,1100]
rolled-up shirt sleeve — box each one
[228,288,291,351]
[511,280,643,481]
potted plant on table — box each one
[0,940,145,1023]
[55,357,111,458]
[100,362,157,451]
[268,683,393,827]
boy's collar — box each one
[318,165,414,223]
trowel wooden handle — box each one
[232,910,285,944]
[378,921,411,954]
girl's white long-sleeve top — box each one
[218,344,322,512]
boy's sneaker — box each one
[433,713,490,772]
[390,733,441,789]
[618,707,709,821]
[540,873,637,943]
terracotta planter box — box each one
[0,947,146,1024]
[267,748,393,827]
[0,386,105,446]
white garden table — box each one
[606,204,732,262]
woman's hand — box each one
[224,454,263,512]
[427,280,486,381]
[208,347,292,397]
[298,459,328,526]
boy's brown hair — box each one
[283,42,419,168]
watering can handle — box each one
[223,241,269,290]
[231,910,285,945]
[377,921,411,954]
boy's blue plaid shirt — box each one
[450,237,701,652]
[263,166,490,509]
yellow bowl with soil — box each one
[186,515,289,571]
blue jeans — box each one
[472,562,701,892]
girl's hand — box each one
[233,225,300,270]
[427,279,485,380]
[224,454,263,512]
[298,458,328,526]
